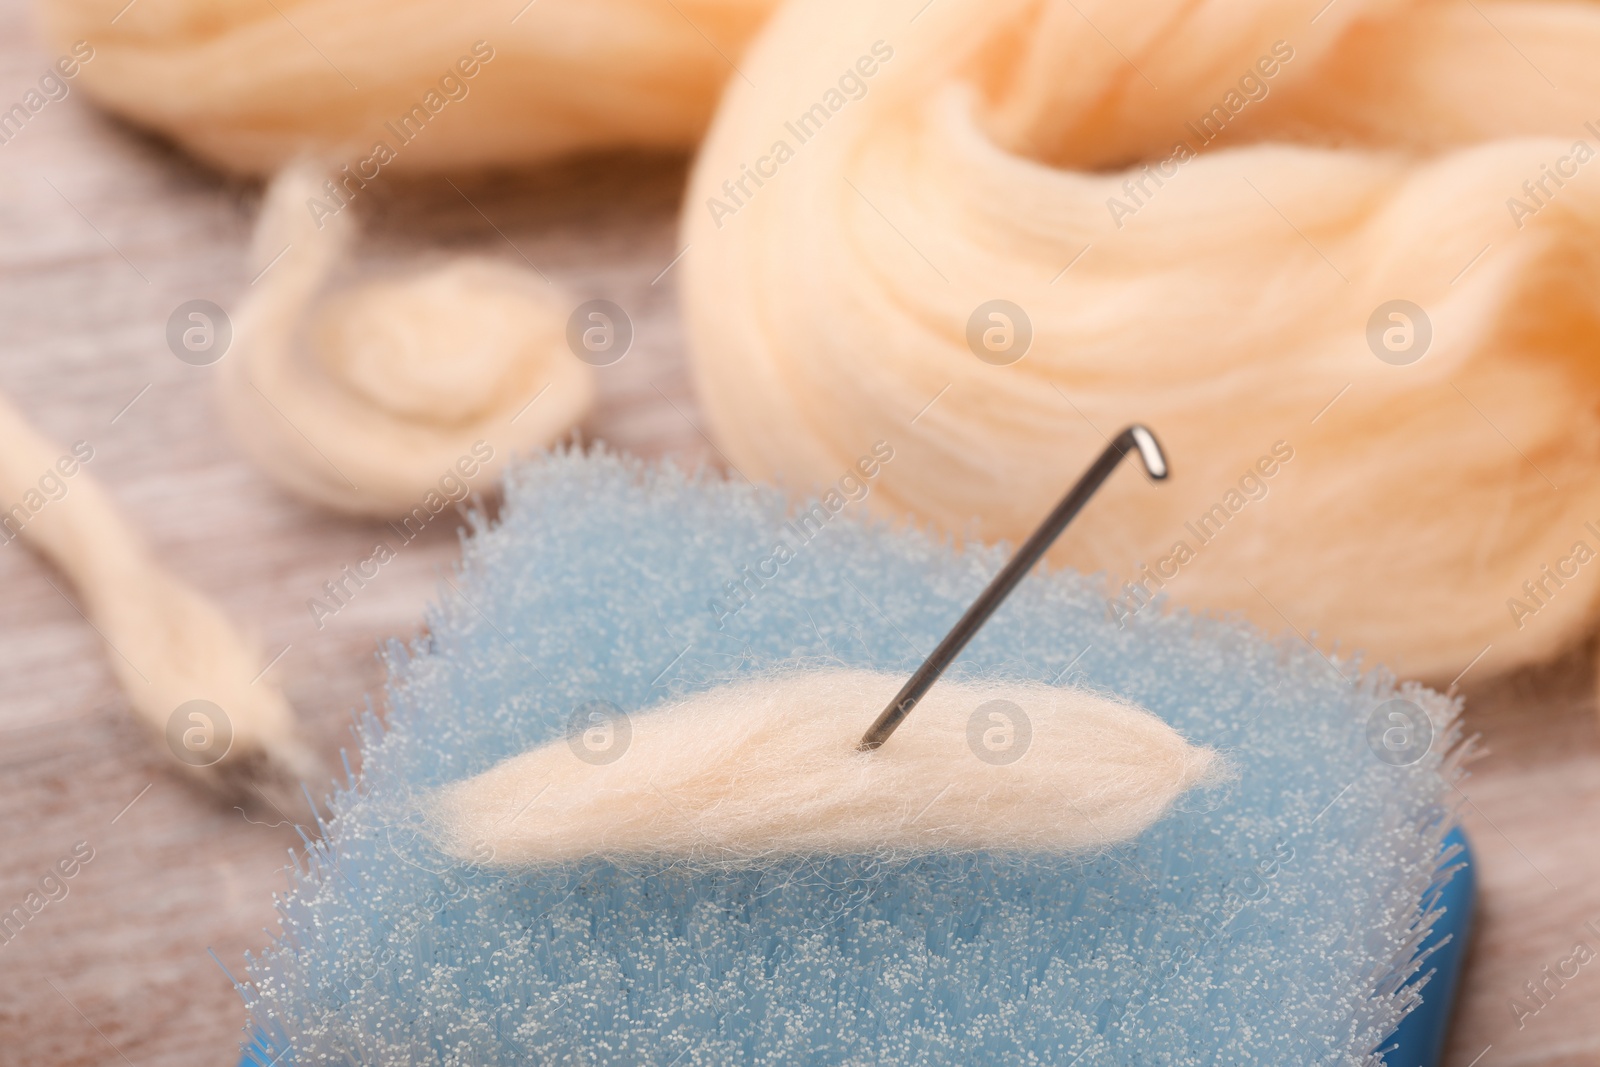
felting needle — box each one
[857,425,1168,751]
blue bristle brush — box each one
[231,432,1474,1066]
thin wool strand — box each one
[0,390,318,810]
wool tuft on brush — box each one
[237,450,1464,1066]
[428,668,1225,865]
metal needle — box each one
[858,425,1169,751]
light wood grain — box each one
[1,7,1598,1066]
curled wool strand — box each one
[220,163,594,515]
[681,0,1600,684]
[0,390,319,809]
[36,0,777,175]
[429,669,1226,865]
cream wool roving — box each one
[429,668,1225,865]
[680,0,1600,685]
[36,0,776,176]
[221,164,594,515]
[0,391,318,809]
[30,0,1600,695]
[37,0,1600,688]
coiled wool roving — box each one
[33,0,1600,687]
[221,164,593,515]
[681,0,1600,683]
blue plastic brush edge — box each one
[1382,825,1478,1067]
[233,828,1477,1067]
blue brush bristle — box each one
[238,449,1464,1066]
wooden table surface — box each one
[1,6,1597,1066]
